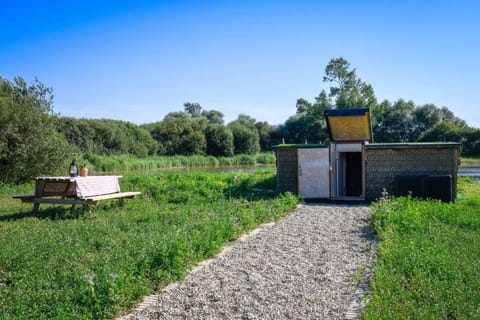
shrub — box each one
[0,77,73,183]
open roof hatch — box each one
[324,108,373,142]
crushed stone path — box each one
[119,203,375,320]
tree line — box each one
[1,57,479,183]
[282,58,477,154]
[57,104,278,158]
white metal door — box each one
[298,148,330,198]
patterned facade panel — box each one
[276,149,298,193]
[365,146,460,201]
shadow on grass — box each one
[0,206,88,222]
[223,175,279,201]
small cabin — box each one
[276,108,461,202]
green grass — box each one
[364,177,480,319]
[81,153,276,173]
[0,170,298,319]
[461,156,480,168]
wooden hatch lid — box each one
[324,108,373,142]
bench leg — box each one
[33,203,40,214]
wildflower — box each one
[380,188,391,203]
[109,273,119,281]
[84,273,96,286]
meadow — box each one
[2,155,480,319]
[0,169,297,319]
[365,177,480,319]
[460,156,480,168]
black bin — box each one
[394,174,453,202]
[424,175,452,202]
[395,175,424,198]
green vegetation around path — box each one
[0,170,298,319]
[365,177,480,319]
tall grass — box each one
[460,156,480,168]
[81,153,276,173]
[364,177,480,319]
[0,170,297,319]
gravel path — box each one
[119,203,375,320]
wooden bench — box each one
[13,191,141,211]
[82,191,141,205]
[12,194,36,202]
[13,176,141,213]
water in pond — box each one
[204,164,276,173]
[458,167,480,178]
[97,165,479,177]
[164,164,276,174]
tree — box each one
[418,121,480,156]
[278,112,329,144]
[418,121,464,142]
[228,115,260,154]
[283,90,330,144]
[291,57,380,144]
[323,57,358,97]
[278,114,313,144]
[288,57,473,150]
[464,129,480,156]
[149,112,207,155]
[0,77,73,183]
[411,104,443,140]
[374,99,415,142]
[184,102,202,117]
[439,106,467,126]
[323,57,377,111]
[142,121,166,155]
[205,124,234,156]
[58,118,158,156]
[202,109,225,125]
[128,123,158,156]
[311,90,332,115]
[296,98,312,114]
[255,121,277,151]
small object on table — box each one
[80,166,88,177]
[69,159,78,177]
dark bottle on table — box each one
[69,159,78,177]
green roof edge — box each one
[274,144,329,149]
[366,142,462,148]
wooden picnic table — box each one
[13,176,140,213]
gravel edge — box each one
[118,203,376,320]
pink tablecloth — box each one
[75,176,121,198]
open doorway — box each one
[344,152,363,196]
[335,151,363,198]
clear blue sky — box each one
[1,0,479,127]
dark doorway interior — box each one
[345,152,362,196]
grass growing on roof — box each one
[0,170,298,319]
[364,177,480,319]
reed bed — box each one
[81,153,276,173]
